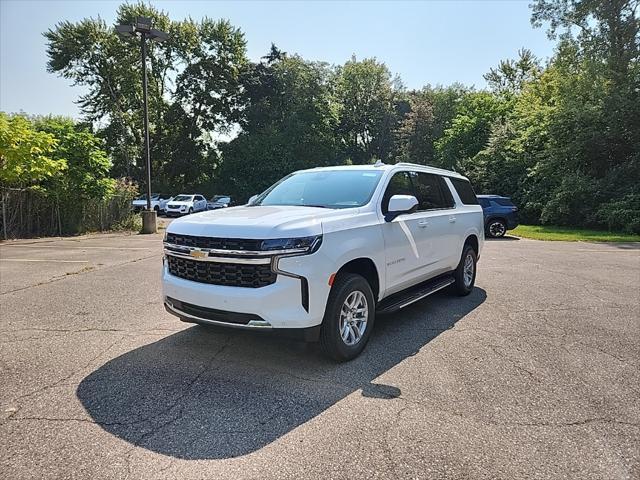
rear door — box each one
[410,171,458,273]
[195,196,207,211]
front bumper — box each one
[163,297,321,341]
[165,209,186,216]
[162,261,326,331]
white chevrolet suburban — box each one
[162,163,484,361]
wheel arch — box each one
[335,257,380,302]
[464,234,479,255]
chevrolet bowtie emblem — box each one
[189,249,207,259]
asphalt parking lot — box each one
[0,228,638,479]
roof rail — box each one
[394,162,459,175]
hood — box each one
[167,200,192,206]
[167,205,353,239]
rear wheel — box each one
[452,245,477,296]
[487,219,506,238]
[320,273,375,362]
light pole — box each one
[116,17,168,234]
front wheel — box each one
[452,245,477,296]
[319,273,375,362]
[188,207,194,214]
[487,219,507,238]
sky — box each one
[0,0,556,118]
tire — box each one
[486,219,507,238]
[188,207,194,214]
[452,245,477,296]
[319,273,375,362]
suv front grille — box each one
[167,255,276,288]
[166,233,263,251]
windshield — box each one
[173,195,193,202]
[253,170,384,209]
[210,195,230,202]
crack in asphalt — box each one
[0,253,161,296]
[485,343,542,383]
[121,335,233,478]
[1,335,126,424]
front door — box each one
[380,171,433,295]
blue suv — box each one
[477,195,519,238]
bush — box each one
[596,194,640,234]
[0,178,138,239]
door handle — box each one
[418,220,429,228]
[449,216,457,223]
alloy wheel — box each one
[489,221,506,237]
[338,290,368,346]
[463,253,475,288]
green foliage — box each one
[512,224,640,242]
[220,53,340,199]
[32,116,115,199]
[334,57,399,163]
[435,92,507,170]
[45,2,247,186]
[0,113,65,187]
[33,1,638,234]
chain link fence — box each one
[0,187,139,240]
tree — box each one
[334,57,399,163]
[394,93,436,164]
[33,116,114,199]
[219,52,340,200]
[435,92,507,171]
[484,48,541,95]
[44,2,247,187]
[0,113,64,187]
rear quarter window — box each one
[450,178,479,205]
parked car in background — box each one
[207,195,232,210]
[162,163,484,361]
[132,193,172,213]
[164,194,208,217]
[477,195,519,238]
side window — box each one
[450,178,479,205]
[381,171,413,214]
[412,172,450,210]
[197,196,205,202]
[438,176,455,208]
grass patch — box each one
[511,225,640,242]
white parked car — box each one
[164,194,208,217]
[132,193,172,213]
[162,163,484,361]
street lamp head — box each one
[115,24,135,37]
[135,16,152,33]
[149,29,169,42]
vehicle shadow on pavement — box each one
[77,287,486,460]
[485,235,519,241]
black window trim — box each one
[380,169,457,215]
[409,171,456,212]
[447,176,480,206]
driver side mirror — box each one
[385,195,418,222]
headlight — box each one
[260,235,322,254]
